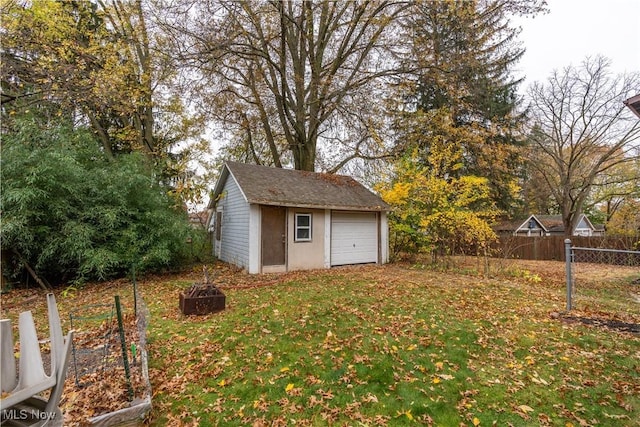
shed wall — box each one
[218,176,250,269]
[287,208,325,271]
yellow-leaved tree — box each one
[378,147,500,262]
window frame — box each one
[294,213,312,242]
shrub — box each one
[1,119,193,284]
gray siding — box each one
[576,216,589,229]
[218,176,250,269]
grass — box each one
[2,260,638,426]
[140,262,639,426]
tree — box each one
[377,147,499,260]
[402,0,544,211]
[0,117,193,284]
[160,0,407,171]
[585,154,640,225]
[525,56,640,236]
[1,0,209,204]
[605,199,640,249]
[519,160,559,215]
[1,0,147,156]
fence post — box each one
[564,239,572,311]
[115,295,134,400]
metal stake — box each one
[564,239,572,311]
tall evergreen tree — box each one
[403,0,543,212]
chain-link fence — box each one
[572,247,640,266]
[564,240,640,332]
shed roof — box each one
[210,162,390,211]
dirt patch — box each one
[560,315,640,334]
[447,256,639,285]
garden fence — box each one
[69,294,135,399]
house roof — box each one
[533,215,565,233]
[188,211,209,227]
[210,162,390,211]
[493,218,528,232]
[624,94,640,119]
[495,214,596,233]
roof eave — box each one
[207,165,229,209]
[515,214,549,232]
[248,200,390,212]
[208,163,251,209]
[624,94,640,119]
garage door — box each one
[331,212,378,266]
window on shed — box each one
[215,211,222,241]
[295,213,312,242]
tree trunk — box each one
[14,251,50,291]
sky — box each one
[513,0,640,92]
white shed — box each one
[207,162,390,274]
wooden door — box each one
[261,206,286,266]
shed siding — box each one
[287,208,326,271]
[218,176,250,269]
[380,211,389,264]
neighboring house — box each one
[206,162,390,274]
[623,94,640,119]
[494,214,603,237]
[188,211,209,229]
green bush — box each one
[1,119,193,284]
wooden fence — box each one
[491,235,639,262]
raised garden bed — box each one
[179,284,225,315]
[61,299,152,426]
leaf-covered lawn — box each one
[142,261,639,426]
[2,260,638,426]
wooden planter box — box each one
[179,287,225,315]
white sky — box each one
[513,0,640,92]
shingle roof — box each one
[494,214,595,234]
[493,219,529,232]
[499,215,564,233]
[535,215,565,232]
[212,162,389,211]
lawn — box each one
[2,259,639,426]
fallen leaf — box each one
[518,404,534,413]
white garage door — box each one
[331,212,378,266]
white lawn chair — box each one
[1,293,73,426]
